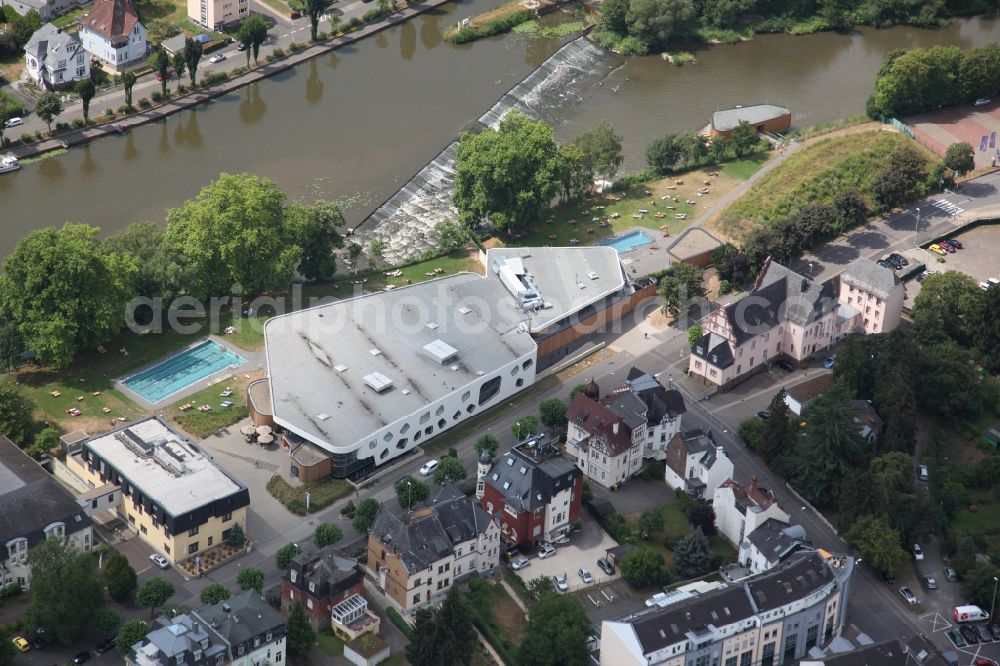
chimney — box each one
[750,475,758,493]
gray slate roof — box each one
[24,23,85,76]
[483,439,581,512]
[193,590,285,655]
[840,257,900,301]
[132,613,228,664]
[744,518,806,564]
[711,104,791,133]
[624,368,685,424]
[745,550,833,612]
[0,436,91,547]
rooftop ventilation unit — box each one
[368,348,382,356]
[334,364,347,373]
[363,372,393,393]
[427,322,439,330]
[422,339,458,365]
[588,271,599,280]
[317,413,331,421]
[458,306,472,315]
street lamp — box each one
[914,207,921,247]
[991,576,998,622]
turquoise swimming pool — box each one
[600,229,654,253]
[123,340,245,404]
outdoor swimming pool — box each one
[600,229,654,253]
[122,340,246,404]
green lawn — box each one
[169,376,249,438]
[720,155,768,180]
[266,475,353,515]
[466,580,526,656]
[316,629,345,656]
[52,6,88,28]
[626,502,735,576]
[953,501,1000,537]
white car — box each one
[149,553,170,569]
[4,117,23,128]
[209,53,227,63]
[511,555,530,571]
[419,459,438,476]
[898,585,918,605]
[578,568,593,584]
[537,543,556,559]
[552,573,568,592]
[913,544,924,561]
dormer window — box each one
[290,570,297,583]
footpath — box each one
[8,0,455,159]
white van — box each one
[954,605,990,623]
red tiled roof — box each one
[566,393,633,457]
[720,477,776,511]
[83,0,140,44]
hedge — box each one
[386,607,413,639]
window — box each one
[510,365,519,376]
[806,625,819,649]
[414,431,422,442]
[141,525,148,534]
[223,512,232,522]
[424,426,433,436]
[306,598,313,610]
[189,526,199,537]
[522,359,533,370]
[515,378,524,387]
[290,570,298,583]
[435,405,445,416]
[400,423,410,434]
[725,658,737,666]
[383,432,393,442]
[395,438,409,450]
[419,412,431,424]
[188,542,199,554]
[478,377,501,405]
[437,418,446,429]
[413,594,420,604]
[461,391,471,402]
[466,405,475,414]
[452,411,461,421]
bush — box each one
[138,98,151,109]
[272,47,286,58]
[231,66,248,76]
[105,108,115,118]
[71,118,85,128]
[347,17,363,29]
[288,41,304,52]
[34,130,43,140]
[178,84,188,93]
[602,512,633,543]
[617,36,650,55]
[20,132,34,143]
[117,104,130,113]
[55,122,70,131]
[386,607,412,639]
[445,9,534,44]
[151,91,163,102]
[202,71,228,85]
[341,500,356,517]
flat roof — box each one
[712,104,791,133]
[83,418,245,517]
[667,228,723,261]
[265,247,626,453]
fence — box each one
[878,114,915,139]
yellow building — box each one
[67,417,249,565]
[188,0,249,32]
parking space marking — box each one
[919,611,952,633]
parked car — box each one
[922,575,938,590]
[975,98,991,106]
[980,282,991,291]
[775,359,794,372]
[73,650,90,664]
[974,658,998,666]
[918,465,929,481]
[941,242,956,253]
[510,555,530,571]
[946,239,963,249]
[960,625,979,644]
[149,553,169,569]
[757,410,772,421]
[538,543,556,559]
[597,557,615,576]
[913,544,924,560]
[823,356,836,369]
[4,117,24,129]
[882,571,897,584]
[94,636,117,655]
[209,53,227,63]
[236,41,247,50]
[974,624,991,643]
[578,568,594,584]
[155,69,174,81]
[990,624,1000,641]
[552,573,568,592]
[419,459,438,476]
[898,586,918,605]
[928,244,947,256]
[944,567,958,582]
[11,637,29,653]
[948,629,967,647]
[876,258,893,269]
[888,253,909,267]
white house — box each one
[79,0,147,71]
[663,429,734,500]
[1,0,88,21]
[566,387,645,489]
[713,477,790,547]
[616,368,686,459]
[24,23,89,89]
[739,517,808,575]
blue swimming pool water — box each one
[600,229,654,253]
[123,340,246,404]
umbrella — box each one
[258,433,275,445]
[240,425,256,436]
[256,425,272,436]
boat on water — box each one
[975,98,991,106]
[0,154,20,174]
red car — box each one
[156,69,174,81]
[938,241,956,253]
[974,658,998,666]
[945,239,963,249]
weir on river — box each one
[351,36,614,267]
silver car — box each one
[552,573,568,592]
[578,568,593,584]
[898,585,918,605]
[511,555,530,571]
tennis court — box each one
[906,100,1000,170]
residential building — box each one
[368,484,500,613]
[0,436,93,590]
[24,23,89,89]
[0,0,87,21]
[479,436,583,546]
[282,545,364,630]
[739,518,807,575]
[66,417,249,566]
[838,257,903,335]
[800,635,953,665]
[566,387,644,488]
[261,246,653,480]
[617,368,686,459]
[127,591,286,666]
[188,0,249,31]
[663,429,734,500]
[79,0,147,71]
[713,477,790,547]
[689,258,859,389]
[600,549,855,666]
[784,377,883,445]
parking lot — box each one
[513,515,619,594]
[901,222,1000,309]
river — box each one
[0,6,996,257]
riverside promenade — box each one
[9,0,455,160]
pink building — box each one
[838,258,904,335]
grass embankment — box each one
[716,129,937,238]
[513,19,586,39]
[443,2,535,44]
[266,475,353,515]
[624,502,734,574]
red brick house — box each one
[478,437,583,547]
[281,545,364,630]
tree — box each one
[625,0,696,49]
[511,415,539,441]
[314,522,344,547]
[104,551,138,603]
[395,476,429,510]
[305,0,332,41]
[673,528,715,579]
[224,523,246,548]
[434,456,467,485]
[95,607,122,634]
[728,121,759,157]
[366,239,385,268]
[687,504,716,536]
[870,168,909,211]
[27,426,61,458]
[24,539,103,644]
[573,120,624,187]
[0,378,34,446]
[408,587,476,666]
[646,134,686,174]
[0,223,138,367]
[834,188,868,231]
[454,111,561,232]
[237,566,265,594]
[183,37,203,86]
[153,46,170,96]
[407,608,439,666]
[961,563,1000,610]
[980,284,1000,373]
[433,220,469,252]
[89,57,104,84]
[34,91,63,132]
[237,14,269,66]
[286,602,316,657]
[710,243,750,285]
[757,389,795,466]
[637,508,663,538]
[517,593,591,666]
[952,535,977,576]
[116,620,150,656]
[351,498,380,534]
[912,271,986,348]
[687,324,703,346]
[845,515,907,576]
[601,0,628,33]
[555,142,591,201]
[0,636,12,666]
[137,577,175,619]
[171,51,186,88]
[916,343,989,419]
[286,201,345,281]
[199,583,231,605]
[164,173,300,298]
[944,142,975,176]
[474,434,499,458]
[122,71,137,109]
[539,398,567,434]
[658,262,705,318]
[737,418,766,450]
[619,545,671,588]
[75,78,96,123]
[275,543,302,570]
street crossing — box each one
[931,198,964,215]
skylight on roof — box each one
[363,372,393,393]
[335,364,347,373]
[519,466,527,474]
[503,481,511,490]
[506,458,514,466]
[369,348,382,356]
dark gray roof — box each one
[0,436,91,546]
[745,551,832,612]
[132,613,228,663]
[631,586,756,653]
[484,439,581,512]
[24,23,83,70]
[818,640,908,666]
[290,544,360,589]
[601,391,647,430]
[745,518,806,564]
[624,368,685,424]
[691,331,735,369]
[755,259,839,329]
[841,257,900,301]
[193,590,285,655]
[711,104,790,133]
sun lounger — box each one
[50,390,61,397]
[92,391,101,396]
[221,400,234,408]
[101,407,112,414]
[221,390,233,397]
[76,396,84,401]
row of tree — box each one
[646,122,764,175]
[870,43,1000,118]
